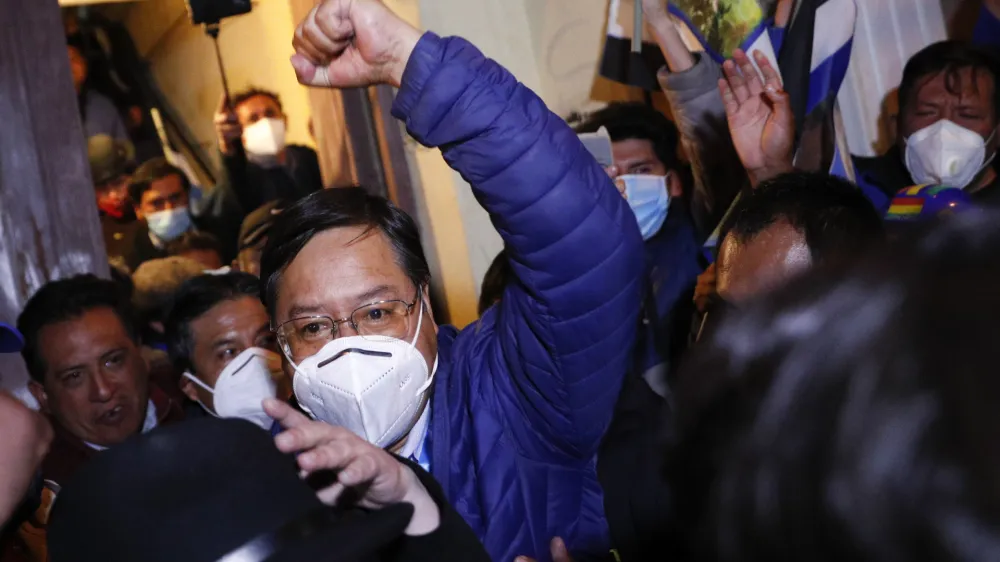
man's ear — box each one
[420,284,437,333]
[28,380,50,414]
[667,171,684,199]
[133,204,144,220]
[179,376,200,404]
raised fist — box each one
[290,0,423,89]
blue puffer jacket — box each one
[392,33,645,561]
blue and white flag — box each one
[782,0,857,172]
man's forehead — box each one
[193,297,268,340]
[238,95,280,114]
[276,227,410,318]
[39,309,130,363]
[914,67,996,102]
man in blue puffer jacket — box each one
[259,2,645,561]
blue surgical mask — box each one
[621,174,669,240]
[146,207,192,242]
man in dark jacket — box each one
[213,89,323,214]
[855,41,1000,212]
[13,275,184,561]
[267,3,645,561]
[87,135,146,273]
[575,103,703,396]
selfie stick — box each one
[205,23,233,110]
[632,1,643,53]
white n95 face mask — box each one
[905,119,996,189]
[286,303,434,449]
[183,347,281,430]
[243,118,287,167]
[621,174,670,240]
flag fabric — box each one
[600,0,669,91]
[782,0,857,172]
[599,0,778,91]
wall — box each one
[123,0,315,170]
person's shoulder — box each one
[286,144,318,161]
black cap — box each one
[88,134,135,185]
[48,418,413,562]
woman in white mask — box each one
[165,273,290,430]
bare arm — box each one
[0,392,51,527]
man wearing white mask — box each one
[575,103,702,396]
[213,89,323,215]
[855,41,1000,211]
[261,1,646,560]
[164,273,289,430]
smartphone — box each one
[578,126,614,169]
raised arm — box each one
[290,0,645,459]
[643,0,743,235]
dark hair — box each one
[166,232,223,261]
[898,41,1000,129]
[164,273,260,375]
[128,157,190,207]
[573,102,680,171]
[259,187,431,317]
[478,249,512,316]
[720,171,885,265]
[667,212,1000,562]
[231,88,283,113]
[17,274,139,383]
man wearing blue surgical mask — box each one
[855,41,1000,212]
[575,103,702,396]
[126,158,234,271]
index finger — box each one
[264,398,310,430]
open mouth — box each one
[98,404,127,426]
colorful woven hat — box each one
[885,184,974,221]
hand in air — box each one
[719,49,794,186]
[213,94,242,155]
[265,398,440,535]
[515,536,574,562]
[290,0,423,89]
[693,263,717,313]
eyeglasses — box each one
[274,289,420,361]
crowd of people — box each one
[2,0,1000,560]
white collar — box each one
[84,399,158,451]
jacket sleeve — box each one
[392,33,645,460]
[973,4,1000,50]
[658,54,746,238]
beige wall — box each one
[124,0,315,169]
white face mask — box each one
[904,119,996,189]
[183,347,281,430]
[243,118,287,166]
[621,174,670,240]
[285,303,433,449]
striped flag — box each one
[782,0,857,172]
[599,0,669,91]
